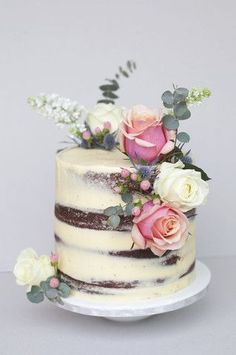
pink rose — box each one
[131,201,189,256]
[119,105,175,163]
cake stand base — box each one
[56,260,211,322]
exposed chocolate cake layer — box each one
[59,270,139,291]
[55,233,180,264]
[55,204,133,231]
[180,261,195,278]
[55,204,196,231]
[59,262,195,293]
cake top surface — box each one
[57,147,131,170]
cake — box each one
[55,147,196,302]
[13,61,211,306]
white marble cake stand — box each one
[56,260,211,322]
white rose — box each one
[13,248,54,289]
[86,103,122,134]
[154,161,209,212]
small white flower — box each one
[86,103,122,134]
[13,248,54,290]
[27,94,84,126]
[154,161,209,212]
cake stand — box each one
[56,260,211,322]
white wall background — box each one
[1,0,235,271]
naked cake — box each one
[14,61,211,305]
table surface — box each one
[1,256,235,355]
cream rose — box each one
[13,248,54,289]
[154,161,209,212]
[86,103,122,134]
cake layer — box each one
[55,147,197,302]
[55,212,196,302]
[56,147,132,210]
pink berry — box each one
[49,277,60,289]
[113,186,121,193]
[130,173,138,181]
[140,180,151,191]
[132,207,141,216]
[82,130,91,140]
[103,121,111,130]
[95,127,101,134]
[121,169,130,178]
[50,254,58,264]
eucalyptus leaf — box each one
[30,285,42,295]
[163,115,179,130]
[97,99,115,105]
[107,215,121,228]
[104,206,117,216]
[174,102,188,118]
[27,289,44,304]
[174,87,189,103]
[127,60,133,73]
[106,79,119,87]
[119,67,129,78]
[40,281,50,292]
[177,132,190,143]
[102,91,119,99]
[161,91,174,108]
[45,288,58,300]
[99,84,119,91]
[58,283,71,298]
[125,202,134,216]
[121,192,133,203]
[182,163,211,181]
[178,109,191,120]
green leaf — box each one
[30,285,42,295]
[104,206,118,216]
[177,132,190,143]
[182,163,211,181]
[174,102,191,120]
[127,60,133,73]
[99,84,119,91]
[107,215,121,228]
[121,192,133,203]
[116,205,124,216]
[106,79,119,88]
[102,91,119,99]
[27,287,44,304]
[163,115,179,130]
[97,99,115,105]
[125,202,134,216]
[119,66,129,78]
[58,283,71,298]
[174,88,189,103]
[45,288,58,300]
[161,91,174,108]
[40,281,50,292]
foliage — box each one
[98,60,137,104]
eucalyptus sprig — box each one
[161,86,211,144]
[98,60,137,105]
[104,193,139,229]
[26,276,71,305]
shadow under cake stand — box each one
[56,260,211,322]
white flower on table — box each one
[13,248,54,290]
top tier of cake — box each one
[56,147,131,211]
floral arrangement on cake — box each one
[14,60,211,303]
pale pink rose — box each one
[119,105,176,163]
[131,201,189,256]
